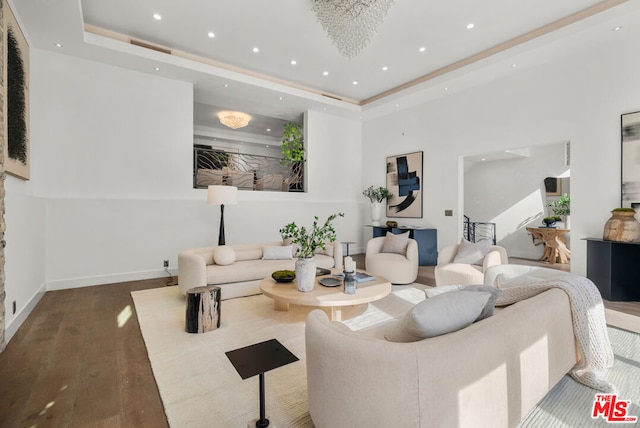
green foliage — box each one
[280,213,344,258]
[547,193,570,216]
[544,216,562,222]
[362,186,393,203]
[280,122,304,165]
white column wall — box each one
[363,32,640,276]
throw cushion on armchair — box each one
[453,238,492,265]
[382,231,411,254]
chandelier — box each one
[312,0,395,58]
[217,111,252,129]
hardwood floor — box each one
[0,278,170,427]
[1,258,637,427]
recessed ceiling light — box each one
[54,43,63,48]
[419,47,426,52]
[382,66,389,71]
[266,145,270,148]
[208,32,216,38]
[466,23,475,29]
[395,104,400,107]
[224,83,229,88]
[352,81,358,85]
[154,67,160,71]
[613,26,622,31]
[290,60,297,65]
[267,128,271,132]
[153,13,162,20]
[252,47,260,53]
[512,63,518,68]
[444,87,449,91]
[481,158,487,161]
[279,96,284,101]
[323,71,329,76]
[323,107,327,111]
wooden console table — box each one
[526,227,571,264]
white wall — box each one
[363,31,640,276]
[18,50,362,294]
[464,142,569,259]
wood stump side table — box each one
[185,285,221,333]
[526,227,571,264]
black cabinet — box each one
[585,238,640,301]
[371,226,438,266]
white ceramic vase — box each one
[295,257,316,292]
[370,202,383,226]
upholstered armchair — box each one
[434,241,508,286]
[365,234,419,285]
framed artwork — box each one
[622,111,640,209]
[4,0,29,180]
[386,151,423,218]
[544,177,561,196]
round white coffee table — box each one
[259,270,392,321]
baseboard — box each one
[5,282,47,343]
[46,268,179,291]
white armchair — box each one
[434,243,508,286]
[365,236,419,285]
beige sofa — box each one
[305,283,577,427]
[178,241,343,299]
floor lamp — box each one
[207,185,238,246]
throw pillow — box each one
[382,231,410,255]
[453,238,492,265]
[262,245,293,260]
[385,290,491,342]
[424,284,501,321]
[212,246,236,266]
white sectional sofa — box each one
[305,267,580,428]
[178,241,343,299]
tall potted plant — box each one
[280,122,305,191]
[362,186,393,226]
[280,213,344,292]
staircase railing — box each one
[463,215,497,244]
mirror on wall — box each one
[463,141,570,265]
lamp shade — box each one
[207,185,238,205]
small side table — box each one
[226,338,299,428]
[341,241,356,256]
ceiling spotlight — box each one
[279,96,284,101]
[512,63,518,68]
[481,158,487,161]
[217,111,252,129]
[208,32,216,38]
[290,60,297,65]
[54,43,63,48]
[352,81,358,85]
[466,23,475,29]
[267,128,271,132]
[419,47,426,52]
[252,47,260,53]
[154,67,160,71]
[153,13,162,20]
[224,84,229,88]
[613,26,622,31]
[382,66,389,71]
[323,71,329,76]
[444,87,449,91]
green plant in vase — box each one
[280,213,344,292]
[362,186,393,226]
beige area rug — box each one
[132,285,640,428]
[131,284,427,428]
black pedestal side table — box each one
[225,338,299,428]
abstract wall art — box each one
[386,151,423,219]
[622,111,640,209]
[4,0,29,180]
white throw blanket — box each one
[496,275,615,392]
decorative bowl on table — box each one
[272,270,296,283]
